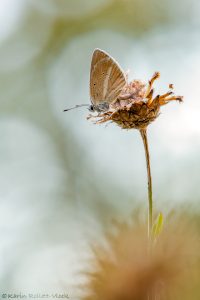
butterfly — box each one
[64,48,127,112]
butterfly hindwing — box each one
[90,49,126,106]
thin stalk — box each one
[140,129,153,239]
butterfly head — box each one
[89,102,110,112]
[88,105,95,112]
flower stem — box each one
[140,129,153,239]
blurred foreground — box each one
[81,213,200,300]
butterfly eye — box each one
[89,105,94,112]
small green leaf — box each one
[152,212,164,240]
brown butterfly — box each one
[64,48,127,112]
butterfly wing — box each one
[90,49,127,106]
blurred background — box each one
[0,0,200,297]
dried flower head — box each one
[88,72,183,129]
[81,218,200,300]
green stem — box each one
[140,129,153,239]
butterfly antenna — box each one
[63,104,90,112]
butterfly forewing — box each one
[90,49,126,106]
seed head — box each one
[88,72,183,129]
